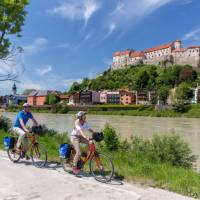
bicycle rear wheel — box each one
[7,149,21,163]
[90,152,114,183]
[31,143,47,168]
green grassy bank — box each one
[0,117,200,198]
[6,104,200,118]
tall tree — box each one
[0,0,29,81]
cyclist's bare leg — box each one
[71,138,81,168]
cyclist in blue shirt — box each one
[12,103,38,158]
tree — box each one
[178,65,197,83]
[0,0,29,81]
[133,70,149,90]
[175,83,194,104]
[158,86,170,104]
[47,93,60,105]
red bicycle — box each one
[60,134,114,183]
[7,128,47,168]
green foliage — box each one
[157,85,170,103]
[175,82,194,104]
[0,0,29,59]
[68,65,198,101]
[0,116,11,131]
[131,135,196,168]
[103,124,120,151]
[47,94,60,105]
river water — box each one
[1,111,200,170]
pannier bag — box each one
[59,143,71,158]
[92,132,104,142]
[4,137,15,150]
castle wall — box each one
[173,48,200,67]
[111,42,200,70]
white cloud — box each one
[103,0,179,39]
[181,0,193,5]
[55,43,70,49]
[35,65,52,76]
[183,28,200,41]
[23,37,48,55]
[48,0,101,26]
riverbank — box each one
[0,123,200,199]
[5,104,200,118]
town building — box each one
[28,90,52,106]
[100,90,107,104]
[92,91,101,104]
[107,91,120,104]
[194,86,200,103]
[59,94,69,103]
[80,91,92,105]
[68,93,80,106]
[119,90,136,105]
[112,40,200,70]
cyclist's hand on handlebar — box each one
[89,139,94,144]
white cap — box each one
[76,111,86,118]
[23,103,31,107]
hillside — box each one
[69,64,199,102]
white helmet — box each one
[23,103,31,107]
[76,111,86,118]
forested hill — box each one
[69,64,199,94]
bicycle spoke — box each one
[31,143,47,168]
[90,152,114,183]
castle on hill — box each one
[111,40,200,70]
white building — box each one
[112,40,200,70]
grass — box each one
[6,104,200,118]
[0,128,200,198]
[112,151,200,198]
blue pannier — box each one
[4,137,15,150]
[59,143,70,158]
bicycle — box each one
[6,127,47,168]
[60,133,114,183]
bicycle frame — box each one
[17,132,37,152]
[80,142,101,168]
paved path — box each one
[0,151,196,200]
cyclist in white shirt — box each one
[71,111,94,174]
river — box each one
[1,111,200,170]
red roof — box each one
[130,51,145,58]
[172,48,186,53]
[187,46,200,49]
[113,50,133,57]
[144,43,173,53]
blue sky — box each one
[1,0,200,95]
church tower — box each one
[174,40,182,49]
[12,82,17,95]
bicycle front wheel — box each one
[90,152,114,183]
[31,143,47,168]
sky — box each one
[0,0,200,95]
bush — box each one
[0,116,11,131]
[34,125,58,136]
[131,135,196,168]
[103,124,120,151]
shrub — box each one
[34,125,58,136]
[103,124,120,151]
[131,135,196,168]
[0,116,11,131]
